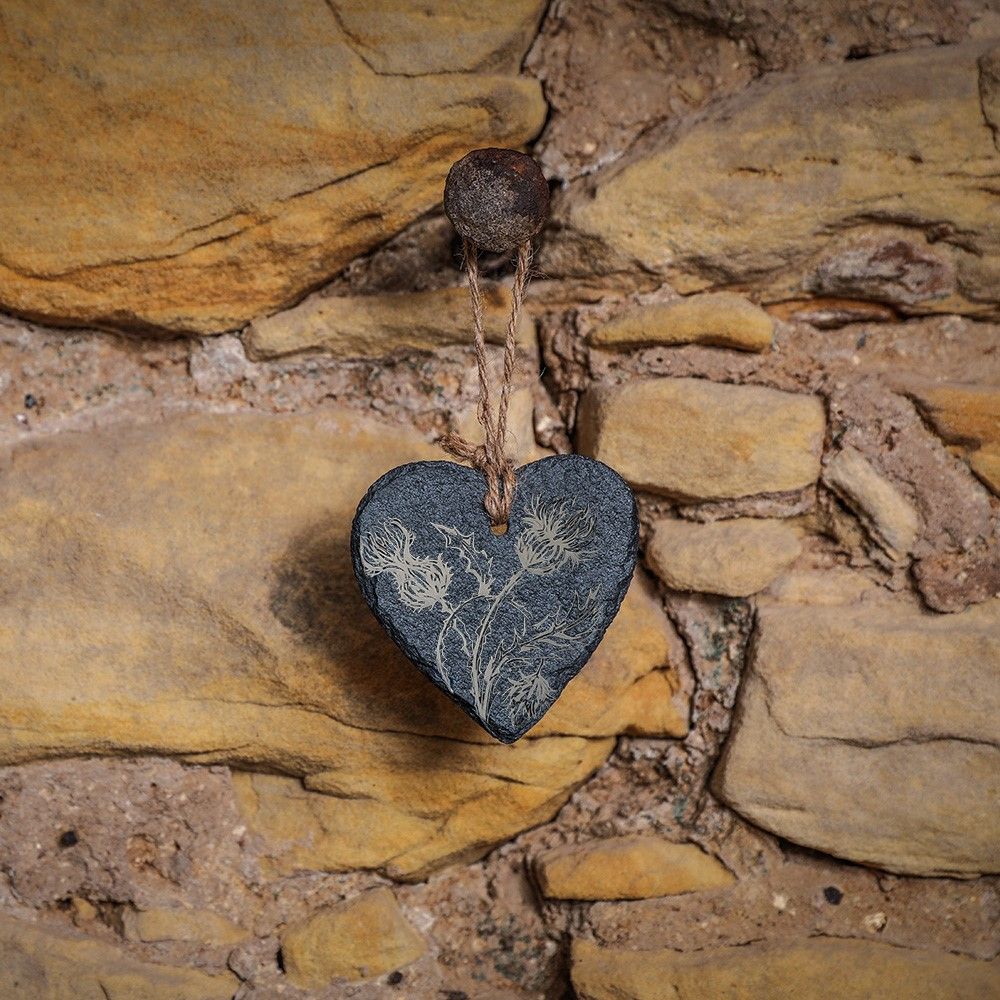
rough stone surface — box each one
[351,455,639,742]
[906,382,1000,496]
[0,913,237,999]
[122,908,248,947]
[589,293,774,353]
[823,446,921,559]
[3,5,1000,995]
[552,41,1000,317]
[0,1,546,334]
[571,937,1000,1000]
[281,887,426,987]
[577,378,825,500]
[534,836,733,900]
[906,383,1000,450]
[233,732,614,883]
[646,517,802,597]
[0,409,682,880]
[243,283,534,360]
[715,601,1000,876]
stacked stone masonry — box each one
[0,1,998,997]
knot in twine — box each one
[440,238,532,531]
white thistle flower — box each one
[515,496,596,576]
[360,519,452,610]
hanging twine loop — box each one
[440,147,549,532]
[440,238,532,531]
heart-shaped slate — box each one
[351,454,638,743]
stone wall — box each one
[0,1,998,997]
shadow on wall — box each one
[268,523,488,744]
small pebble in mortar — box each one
[444,148,550,254]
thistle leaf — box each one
[432,523,494,595]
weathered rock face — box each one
[0,1,546,335]
[234,736,613,881]
[0,913,237,999]
[3,4,1000,995]
[714,601,1000,876]
[645,517,801,597]
[577,377,825,500]
[588,293,774,353]
[534,836,733,900]
[822,446,920,560]
[552,41,1000,318]
[122,908,248,947]
[906,382,1000,496]
[281,887,425,987]
[0,409,686,880]
[571,937,1000,1000]
[243,284,534,360]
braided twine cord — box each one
[440,238,532,531]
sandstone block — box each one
[281,888,425,987]
[557,42,1000,318]
[571,937,1000,1000]
[123,907,248,947]
[577,378,824,500]
[646,517,801,597]
[0,1,546,334]
[971,444,1000,496]
[535,836,733,901]
[243,284,535,360]
[589,293,773,353]
[907,383,1000,450]
[0,410,685,880]
[0,913,237,999]
[823,447,920,559]
[714,601,1000,876]
[907,382,1000,497]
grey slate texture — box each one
[351,454,638,742]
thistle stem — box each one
[470,569,523,717]
[435,593,482,693]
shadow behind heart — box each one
[268,522,488,746]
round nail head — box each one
[444,148,549,254]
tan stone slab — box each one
[589,293,774,353]
[535,836,733,901]
[646,517,801,597]
[764,567,879,606]
[0,1,546,334]
[123,907,249,947]
[236,735,613,881]
[906,382,1000,497]
[282,887,425,987]
[714,601,1000,876]
[244,284,535,360]
[907,383,1000,449]
[823,447,920,559]
[577,377,824,501]
[0,913,237,999]
[0,410,685,879]
[559,42,1000,318]
[455,387,550,467]
[571,937,1000,1000]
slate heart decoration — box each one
[351,454,638,743]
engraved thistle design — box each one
[358,496,606,724]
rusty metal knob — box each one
[444,148,549,254]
